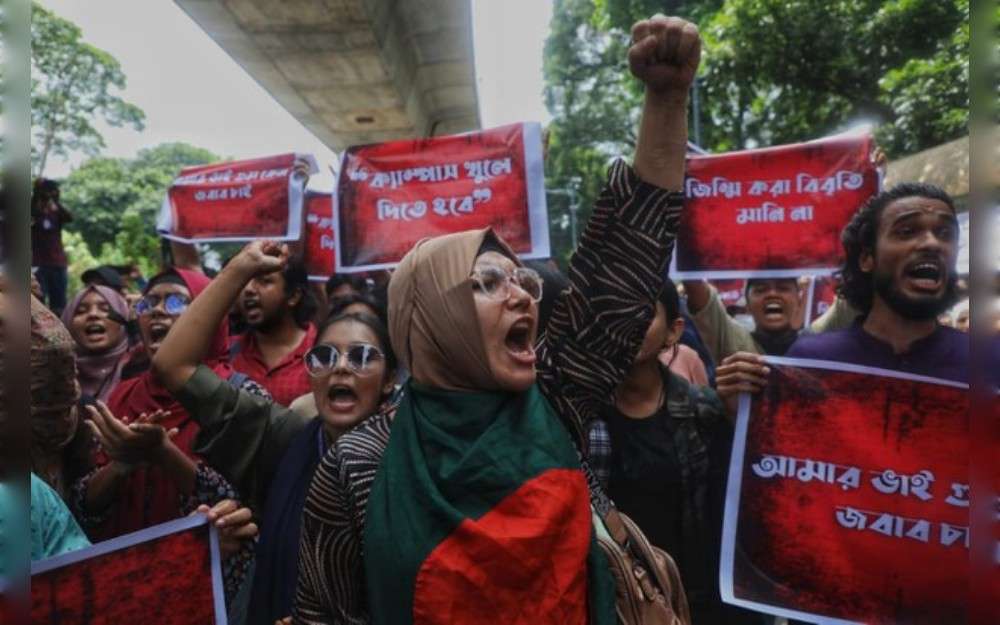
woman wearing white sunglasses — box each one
[151,244,398,625]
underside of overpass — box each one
[175,0,481,152]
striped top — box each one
[292,159,684,624]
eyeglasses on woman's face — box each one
[470,265,543,303]
[134,292,190,316]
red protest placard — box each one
[31,515,226,625]
[335,122,549,272]
[805,276,839,326]
[674,134,879,280]
[722,359,968,624]
[304,191,335,281]
[158,153,317,243]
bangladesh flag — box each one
[364,381,617,625]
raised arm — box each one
[630,15,699,190]
[538,15,699,444]
[152,240,288,391]
[169,241,203,273]
[683,279,710,314]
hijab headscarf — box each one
[387,228,508,390]
[61,285,131,402]
[30,295,82,496]
[31,296,79,420]
[366,228,616,625]
[96,268,230,540]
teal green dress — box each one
[28,473,91,562]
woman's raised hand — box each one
[86,401,173,467]
[628,15,701,98]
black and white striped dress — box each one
[292,159,684,624]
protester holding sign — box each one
[291,13,696,624]
[685,278,806,362]
[785,182,967,382]
[715,183,967,421]
[150,240,399,625]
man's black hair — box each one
[328,292,384,324]
[657,277,681,323]
[324,273,370,299]
[836,182,957,314]
[283,260,318,328]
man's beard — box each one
[247,307,284,333]
[873,268,958,321]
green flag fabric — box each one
[364,381,616,625]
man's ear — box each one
[287,288,303,309]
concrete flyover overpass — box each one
[175,0,481,152]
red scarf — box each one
[95,269,231,540]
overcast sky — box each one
[39,0,554,192]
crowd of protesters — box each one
[9,12,987,625]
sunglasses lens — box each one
[307,344,381,376]
[347,345,380,372]
[306,345,337,375]
[135,299,150,315]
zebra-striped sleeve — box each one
[292,415,392,625]
[538,158,684,449]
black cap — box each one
[81,265,125,291]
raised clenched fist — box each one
[234,239,289,277]
[628,15,701,97]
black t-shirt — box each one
[606,404,685,556]
[604,369,758,625]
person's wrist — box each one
[149,438,174,465]
[225,254,258,280]
[644,87,690,107]
[108,459,135,477]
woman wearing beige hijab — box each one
[293,14,699,625]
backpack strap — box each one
[602,507,631,547]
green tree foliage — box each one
[31,2,146,177]
[61,142,220,278]
[542,0,968,260]
[699,0,967,154]
[877,5,970,155]
[543,0,637,264]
